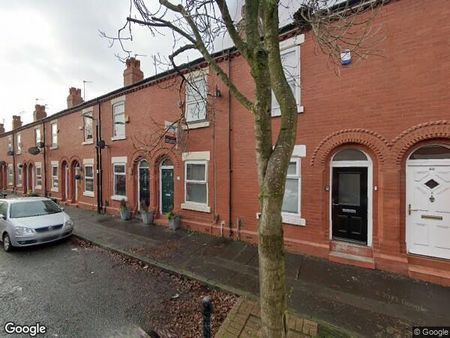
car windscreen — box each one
[10,200,62,218]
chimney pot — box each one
[12,115,22,130]
[0,123,4,134]
[33,104,47,121]
[123,57,144,86]
[67,87,84,108]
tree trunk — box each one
[258,192,287,338]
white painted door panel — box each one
[406,163,450,259]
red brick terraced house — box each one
[0,0,449,286]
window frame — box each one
[184,160,209,210]
[271,34,305,117]
[83,111,94,144]
[112,162,127,200]
[185,72,208,124]
[35,162,42,189]
[51,122,58,148]
[51,162,59,192]
[35,128,41,146]
[17,164,23,187]
[7,164,13,186]
[16,133,22,154]
[83,164,95,197]
[112,102,126,140]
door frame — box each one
[329,153,373,247]
[405,158,450,255]
[159,161,174,214]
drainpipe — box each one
[12,133,16,194]
[96,99,104,214]
[42,122,48,197]
[227,50,233,238]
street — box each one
[0,237,235,337]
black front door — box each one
[139,166,150,208]
[332,167,368,243]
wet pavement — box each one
[0,238,230,337]
[69,206,450,337]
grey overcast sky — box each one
[0,0,298,131]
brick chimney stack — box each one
[33,104,47,121]
[12,115,22,130]
[123,57,144,86]
[67,87,84,108]
[0,123,4,134]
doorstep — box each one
[329,241,375,269]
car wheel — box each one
[3,233,13,252]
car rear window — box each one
[10,200,62,218]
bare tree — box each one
[110,0,385,336]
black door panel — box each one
[332,167,368,243]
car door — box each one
[0,202,8,234]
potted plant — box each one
[140,200,154,225]
[167,210,181,231]
[119,199,131,220]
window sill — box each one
[182,121,210,130]
[35,185,42,190]
[282,213,306,226]
[181,202,210,213]
[50,146,58,150]
[271,106,304,118]
[111,136,126,141]
[82,140,94,145]
[51,188,59,192]
[83,191,94,197]
[111,195,127,201]
[17,184,22,188]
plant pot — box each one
[169,216,181,231]
[120,209,131,221]
[141,211,154,225]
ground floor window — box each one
[7,164,13,185]
[17,165,23,187]
[35,163,42,188]
[84,165,94,196]
[282,160,300,214]
[185,161,207,205]
[113,163,126,198]
[51,163,59,192]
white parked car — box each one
[0,197,74,252]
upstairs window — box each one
[272,35,304,117]
[83,112,93,142]
[7,136,12,152]
[16,133,22,154]
[35,128,41,145]
[112,102,125,139]
[51,122,58,147]
[186,74,207,123]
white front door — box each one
[406,162,450,259]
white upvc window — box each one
[17,165,23,187]
[51,122,58,148]
[281,145,306,226]
[7,136,12,153]
[111,157,127,200]
[112,102,126,140]
[83,111,94,143]
[35,162,42,189]
[181,151,210,213]
[272,35,304,117]
[83,159,94,197]
[16,133,22,154]
[7,164,13,185]
[51,162,59,192]
[185,73,207,123]
[35,128,41,145]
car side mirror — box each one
[60,207,64,211]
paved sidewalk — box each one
[67,207,450,337]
